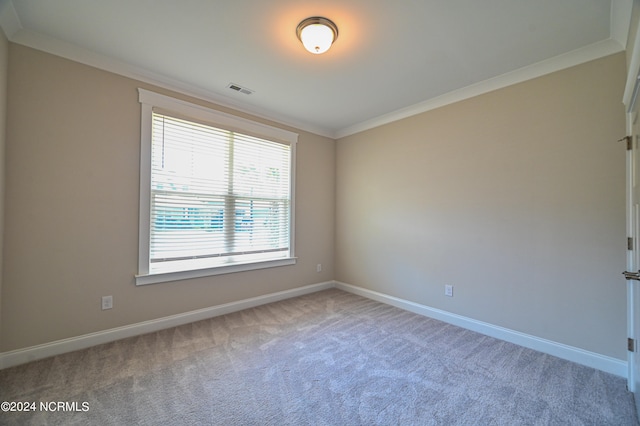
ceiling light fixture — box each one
[296,17,338,55]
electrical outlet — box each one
[317,263,322,273]
[445,285,453,297]
[101,295,113,310]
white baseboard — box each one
[1,280,627,378]
[0,281,334,370]
[334,281,628,378]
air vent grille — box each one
[227,83,254,95]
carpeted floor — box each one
[0,288,638,425]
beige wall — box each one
[0,42,629,363]
[1,44,335,352]
[0,30,7,347]
[336,53,628,359]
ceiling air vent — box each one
[227,83,254,95]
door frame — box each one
[624,5,640,398]
[626,114,638,398]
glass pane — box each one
[149,112,291,267]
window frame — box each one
[136,89,297,285]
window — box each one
[136,89,297,285]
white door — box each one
[627,106,640,409]
[622,1,640,413]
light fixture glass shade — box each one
[296,17,338,54]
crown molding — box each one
[623,0,640,111]
[0,15,336,140]
[0,0,21,40]
[611,0,634,48]
[335,39,625,139]
[0,0,629,141]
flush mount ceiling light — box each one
[296,17,338,54]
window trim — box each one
[135,88,297,285]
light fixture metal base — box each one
[296,16,339,54]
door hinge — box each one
[619,135,632,150]
[628,237,634,251]
[629,338,636,352]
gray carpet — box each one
[0,288,637,425]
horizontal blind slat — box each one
[150,112,290,266]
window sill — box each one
[135,257,297,286]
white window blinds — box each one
[149,112,292,273]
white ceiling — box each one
[0,0,633,138]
